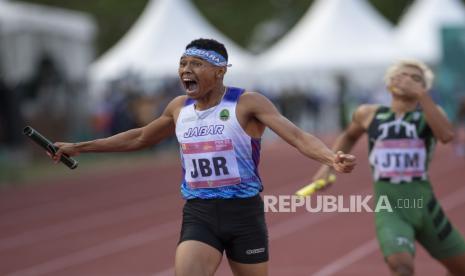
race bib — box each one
[372,139,426,178]
[181,139,241,189]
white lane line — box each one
[6,220,180,276]
[150,187,372,275]
[313,239,379,276]
[312,185,465,276]
[2,183,374,275]
[0,197,178,251]
[152,268,175,276]
[268,186,371,241]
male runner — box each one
[53,38,356,276]
[313,60,465,276]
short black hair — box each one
[185,38,228,61]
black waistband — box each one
[186,194,260,203]
[378,176,424,183]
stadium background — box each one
[0,0,465,275]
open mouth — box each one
[182,78,198,94]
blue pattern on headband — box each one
[183,47,231,67]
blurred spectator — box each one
[20,55,70,142]
[0,80,25,148]
[132,95,158,126]
[305,93,321,132]
[279,90,306,124]
[336,74,349,130]
[108,90,139,135]
[455,97,465,157]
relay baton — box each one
[23,126,78,169]
[295,174,336,196]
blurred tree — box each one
[20,0,148,55]
[192,0,313,51]
[20,0,465,55]
[370,0,412,23]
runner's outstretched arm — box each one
[241,92,356,173]
[312,104,376,180]
[52,96,185,161]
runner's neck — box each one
[390,98,418,117]
[195,86,227,111]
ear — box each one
[216,67,226,79]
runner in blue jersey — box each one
[53,38,356,276]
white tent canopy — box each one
[0,1,96,84]
[90,0,253,88]
[0,1,94,38]
[395,0,465,64]
[257,0,403,72]
[254,0,405,93]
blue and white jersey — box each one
[175,87,262,199]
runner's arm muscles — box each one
[73,96,183,153]
[331,104,376,153]
[313,104,375,177]
[418,94,454,143]
[244,92,336,166]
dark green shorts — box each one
[375,180,465,259]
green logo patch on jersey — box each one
[220,109,230,121]
[376,112,391,121]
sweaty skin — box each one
[50,52,356,276]
[53,56,356,173]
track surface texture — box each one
[1,137,464,276]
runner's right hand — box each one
[48,142,80,163]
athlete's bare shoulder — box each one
[164,95,188,120]
[171,95,189,105]
[166,95,188,111]
[236,91,278,118]
[353,104,380,130]
[239,91,266,101]
[237,91,272,110]
[354,104,380,117]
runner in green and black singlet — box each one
[368,106,465,261]
[368,106,435,183]
[313,60,465,275]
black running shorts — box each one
[179,195,269,264]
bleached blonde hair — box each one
[384,59,434,90]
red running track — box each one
[0,137,464,276]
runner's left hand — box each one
[390,74,427,99]
[332,151,356,173]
